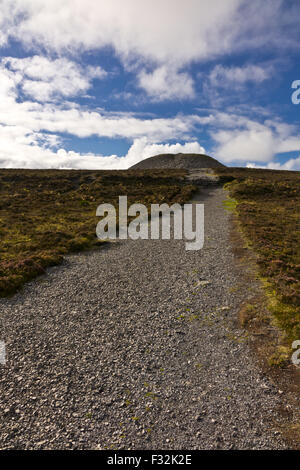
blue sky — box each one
[0,0,300,170]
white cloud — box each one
[0,62,204,168]
[0,1,298,107]
[1,1,298,67]
[3,56,106,102]
[125,138,205,167]
[247,156,300,171]
[0,61,200,142]
[0,55,299,170]
[203,64,274,107]
[209,64,272,87]
[211,113,300,163]
[1,102,199,141]
[0,1,241,64]
[138,66,195,101]
[0,1,242,105]
[214,127,275,162]
[0,132,205,170]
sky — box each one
[0,0,300,170]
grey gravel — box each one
[0,182,287,450]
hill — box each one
[130,153,225,169]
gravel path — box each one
[0,183,287,449]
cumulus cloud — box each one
[0,61,205,168]
[0,101,200,141]
[0,60,201,142]
[2,1,298,65]
[0,50,299,170]
[214,127,275,162]
[247,156,300,171]
[1,63,300,169]
[0,1,242,64]
[211,113,300,164]
[138,66,195,101]
[0,133,206,170]
[3,56,106,102]
[0,0,298,109]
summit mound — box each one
[130,153,225,170]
